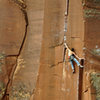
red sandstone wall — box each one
[0,0,44,100]
[0,0,26,99]
[65,0,84,99]
[82,0,100,100]
[0,0,100,100]
[33,0,66,100]
[9,0,44,99]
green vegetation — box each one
[91,49,100,56]
[12,0,26,8]
[91,72,100,100]
[84,9,100,18]
[10,83,31,100]
[0,53,5,73]
[87,0,100,4]
[0,82,5,99]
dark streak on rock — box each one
[49,42,64,48]
[2,0,29,99]
[50,61,63,68]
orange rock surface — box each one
[0,0,100,100]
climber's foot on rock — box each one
[72,70,75,73]
[80,65,84,68]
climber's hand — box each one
[64,43,67,47]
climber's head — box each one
[71,48,75,52]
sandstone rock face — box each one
[82,0,100,100]
[0,0,26,55]
[33,0,66,100]
[0,0,100,100]
[9,0,44,100]
[65,0,84,99]
[0,0,26,99]
[65,0,100,100]
[0,0,44,99]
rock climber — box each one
[64,43,84,73]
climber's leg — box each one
[73,58,80,66]
[73,57,83,68]
[70,60,75,73]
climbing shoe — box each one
[80,65,84,68]
[72,70,75,73]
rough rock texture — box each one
[0,0,26,55]
[0,0,44,99]
[9,0,44,100]
[33,0,66,100]
[0,0,26,99]
[90,72,100,100]
[0,0,100,100]
[82,0,100,100]
[65,0,100,100]
[64,0,84,100]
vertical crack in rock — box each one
[2,57,17,100]
[18,8,28,56]
[2,0,29,99]
[8,0,29,56]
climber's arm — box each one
[64,43,70,50]
[73,53,81,60]
[64,43,85,60]
[73,52,85,60]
